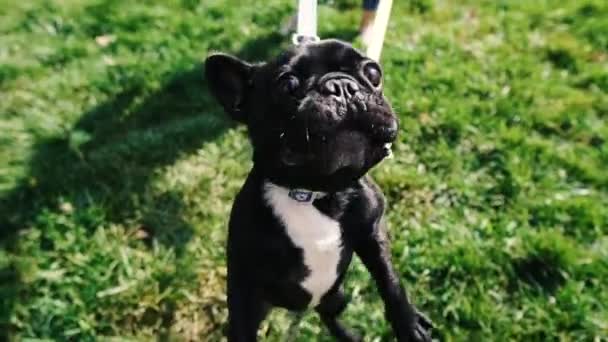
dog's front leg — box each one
[226,270,269,342]
[354,219,433,342]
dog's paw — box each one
[335,327,363,342]
[345,331,363,342]
[408,322,431,342]
[405,311,434,342]
[415,310,434,331]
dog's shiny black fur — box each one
[205,39,433,341]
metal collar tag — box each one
[288,189,319,203]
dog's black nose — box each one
[373,119,398,143]
[321,77,360,99]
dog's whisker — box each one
[305,119,311,153]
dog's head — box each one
[206,39,398,191]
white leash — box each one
[366,0,393,61]
[291,0,392,61]
[292,0,320,45]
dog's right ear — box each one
[205,53,253,123]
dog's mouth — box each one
[383,142,393,159]
[271,132,396,192]
[278,117,396,166]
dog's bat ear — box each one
[205,53,253,123]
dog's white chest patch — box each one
[263,182,342,307]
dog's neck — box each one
[263,181,326,204]
[249,163,363,204]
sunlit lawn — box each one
[1,0,607,340]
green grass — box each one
[1,0,607,340]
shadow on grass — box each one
[510,255,567,294]
[0,64,220,251]
[0,32,285,339]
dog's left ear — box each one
[205,53,253,123]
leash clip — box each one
[292,34,320,46]
[293,0,319,46]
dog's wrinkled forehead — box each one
[275,40,365,75]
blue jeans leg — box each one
[363,0,379,11]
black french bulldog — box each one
[205,39,433,341]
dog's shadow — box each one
[0,32,287,339]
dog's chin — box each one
[287,167,367,192]
[271,142,393,192]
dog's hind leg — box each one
[316,288,362,342]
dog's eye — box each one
[363,63,382,87]
[279,75,300,94]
